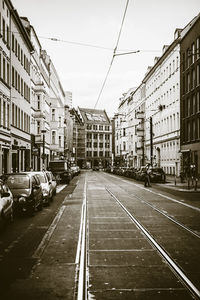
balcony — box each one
[35,134,43,143]
[135,111,144,119]
[32,111,46,119]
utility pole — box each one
[150,117,153,166]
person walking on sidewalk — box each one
[144,165,151,187]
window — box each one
[93,134,97,139]
[93,142,97,148]
[187,48,190,68]
[3,101,6,127]
[59,116,61,127]
[51,109,55,121]
[93,124,97,130]
[59,136,61,147]
[21,78,23,95]
[11,66,14,87]
[2,18,5,41]
[7,62,9,85]
[37,121,40,134]
[12,33,15,52]
[37,95,40,109]
[15,105,17,127]
[99,151,103,157]
[99,142,103,148]
[52,131,55,144]
[7,103,9,129]
[93,151,97,157]
[187,73,190,91]
[197,92,200,112]
[197,37,200,59]
[197,64,200,86]
[3,57,6,81]
[192,43,195,63]
[99,125,103,130]
[6,25,9,47]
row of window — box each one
[182,92,200,118]
[86,142,110,148]
[11,33,30,75]
[146,55,179,94]
[11,102,30,133]
[182,37,200,71]
[86,151,111,157]
[146,84,179,111]
[87,124,110,131]
[182,117,200,142]
[11,66,30,101]
[87,133,110,139]
[183,65,200,94]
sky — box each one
[12,0,200,117]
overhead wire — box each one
[93,0,130,109]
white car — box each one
[0,180,14,224]
[29,172,52,205]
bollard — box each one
[174,175,176,186]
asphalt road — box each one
[0,171,199,300]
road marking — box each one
[77,179,87,300]
[56,184,67,193]
[32,205,66,258]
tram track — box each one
[106,187,200,299]
[75,172,200,299]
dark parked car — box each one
[2,173,43,216]
[149,168,166,183]
[48,160,72,184]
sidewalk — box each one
[158,175,200,192]
[4,176,85,300]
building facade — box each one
[10,7,34,173]
[78,108,112,169]
[0,0,12,174]
[180,14,200,177]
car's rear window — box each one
[35,173,47,183]
[6,175,30,189]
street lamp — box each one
[41,129,46,170]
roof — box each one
[78,107,110,124]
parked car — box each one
[1,173,43,216]
[48,160,72,184]
[149,168,166,183]
[0,180,14,224]
[70,165,80,177]
[30,171,52,205]
[45,171,57,197]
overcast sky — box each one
[12,0,200,117]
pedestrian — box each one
[144,166,151,187]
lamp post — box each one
[41,129,46,170]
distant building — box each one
[78,107,112,169]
